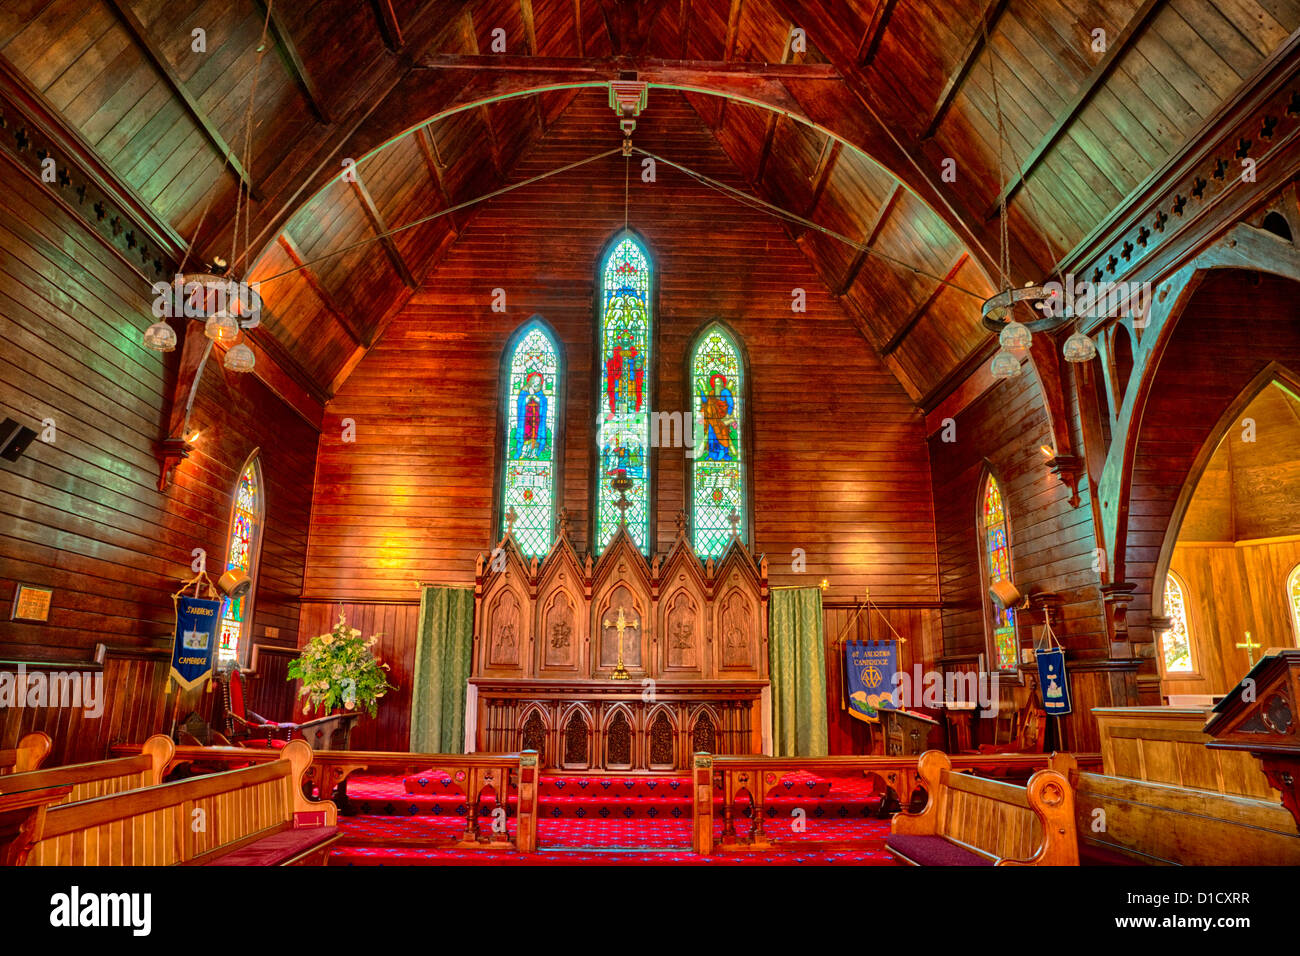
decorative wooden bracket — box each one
[1045,453,1083,508]
[155,327,212,491]
[1029,335,1083,507]
[1100,581,1137,643]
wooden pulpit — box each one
[1203,648,1300,833]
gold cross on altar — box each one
[1236,631,1262,665]
[603,606,637,681]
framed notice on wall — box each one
[11,584,53,622]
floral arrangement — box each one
[287,613,395,717]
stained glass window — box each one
[595,235,652,554]
[501,321,560,556]
[1162,572,1194,673]
[691,326,745,556]
[218,457,262,667]
[983,476,1018,671]
[1289,565,1300,646]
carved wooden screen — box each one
[563,709,590,769]
[605,709,633,769]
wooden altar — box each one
[469,525,770,771]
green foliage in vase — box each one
[287,613,395,717]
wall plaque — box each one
[11,584,53,622]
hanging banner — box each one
[845,640,899,723]
[170,595,221,690]
[1036,648,1072,715]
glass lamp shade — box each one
[224,342,256,373]
[990,348,1022,380]
[1062,330,1098,363]
[204,310,241,345]
[142,320,177,352]
[998,320,1032,358]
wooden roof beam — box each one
[461,11,505,179]
[794,137,842,237]
[921,0,1009,140]
[104,0,260,199]
[520,0,546,131]
[835,181,901,296]
[414,125,459,234]
[277,231,370,346]
[856,0,898,66]
[348,170,417,289]
[252,0,330,124]
[984,0,1165,219]
[417,54,840,78]
[880,251,969,356]
[370,0,404,52]
[574,0,585,55]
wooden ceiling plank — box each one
[277,230,369,346]
[103,0,260,200]
[370,0,404,52]
[921,0,1010,140]
[984,0,1166,219]
[251,0,330,124]
[348,169,417,289]
[880,251,969,356]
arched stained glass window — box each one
[1162,572,1194,673]
[690,326,745,556]
[501,320,561,556]
[219,455,263,667]
[1288,564,1300,645]
[982,476,1018,671]
[595,235,652,554]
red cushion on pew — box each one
[885,835,994,866]
[243,739,288,749]
[203,826,339,866]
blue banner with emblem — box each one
[1036,648,1072,715]
[170,595,221,690]
[845,640,899,723]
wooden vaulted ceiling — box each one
[2,0,1296,406]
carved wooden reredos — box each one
[472,527,770,683]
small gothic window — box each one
[218,454,263,667]
[690,325,747,556]
[1162,572,1195,673]
[500,320,561,556]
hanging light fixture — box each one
[998,319,1032,358]
[990,349,1022,380]
[204,310,240,345]
[143,320,177,352]
[1062,329,1098,363]
[224,342,255,373]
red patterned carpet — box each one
[330,771,895,866]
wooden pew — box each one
[24,740,339,866]
[0,733,51,775]
[112,743,540,853]
[886,750,1078,866]
[1050,753,1300,866]
[0,735,173,807]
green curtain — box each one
[408,586,475,753]
[769,587,829,757]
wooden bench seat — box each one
[0,733,52,775]
[1049,753,1300,866]
[887,750,1078,866]
[0,735,172,807]
[24,739,339,866]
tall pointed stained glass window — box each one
[690,325,745,556]
[1288,564,1300,645]
[218,455,263,667]
[1161,572,1194,673]
[595,235,652,554]
[982,475,1018,671]
[501,320,561,556]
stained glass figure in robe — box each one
[218,459,260,666]
[983,477,1018,670]
[501,324,560,556]
[595,236,652,554]
[691,328,745,557]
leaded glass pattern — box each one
[1162,572,1194,673]
[501,323,560,556]
[218,459,260,666]
[691,327,744,556]
[983,477,1018,670]
[595,236,652,554]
